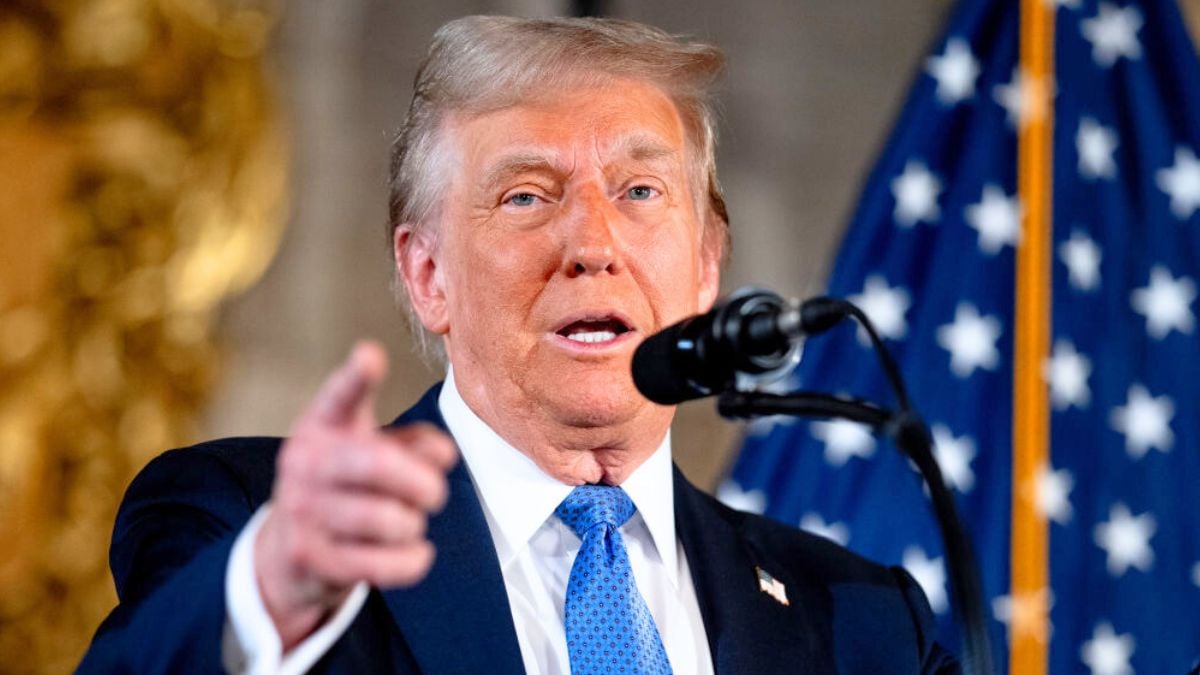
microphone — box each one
[632,288,847,405]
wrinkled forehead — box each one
[465,82,686,157]
[444,68,678,120]
[441,77,692,181]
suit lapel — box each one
[674,467,835,674]
[384,386,832,674]
[380,385,525,675]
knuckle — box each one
[426,475,450,511]
[322,499,351,533]
[348,499,382,534]
[399,460,444,507]
[283,536,311,571]
[345,443,384,481]
[317,559,353,587]
[414,426,455,456]
[391,508,426,542]
[278,444,309,481]
[358,558,390,587]
[280,486,316,522]
[410,543,437,577]
[405,510,429,540]
[390,545,435,586]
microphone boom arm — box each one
[717,297,995,675]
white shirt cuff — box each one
[222,504,369,675]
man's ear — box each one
[697,225,723,311]
[395,224,450,335]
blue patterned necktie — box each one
[555,485,673,675]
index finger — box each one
[309,341,389,428]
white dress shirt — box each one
[223,370,714,674]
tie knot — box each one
[555,485,635,537]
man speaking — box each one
[80,15,959,674]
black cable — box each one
[803,297,913,412]
[835,301,993,675]
[889,414,995,675]
[719,298,995,675]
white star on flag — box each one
[1130,265,1196,339]
[1059,229,1102,291]
[993,68,1054,129]
[992,588,1054,643]
[931,424,976,493]
[744,414,795,438]
[811,419,876,466]
[891,160,943,226]
[925,38,980,105]
[1043,339,1092,410]
[903,546,948,614]
[937,303,1002,377]
[799,513,850,547]
[1076,117,1118,179]
[1081,3,1143,67]
[1155,146,1200,219]
[849,275,910,345]
[1193,562,1200,588]
[1035,463,1074,525]
[1080,622,1136,675]
[1045,0,1081,8]
[965,184,1022,255]
[1109,383,1174,459]
[1094,503,1156,577]
[715,481,766,514]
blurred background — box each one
[1,0,1197,672]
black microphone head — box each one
[632,288,796,405]
[632,322,711,405]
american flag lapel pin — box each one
[756,566,789,606]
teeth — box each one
[566,331,617,344]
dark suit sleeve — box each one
[77,445,264,674]
[891,566,963,675]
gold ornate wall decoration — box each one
[0,1,287,671]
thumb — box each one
[308,340,388,428]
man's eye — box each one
[506,193,539,207]
[627,186,657,201]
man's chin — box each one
[539,379,648,430]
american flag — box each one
[721,0,1200,672]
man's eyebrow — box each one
[481,154,561,191]
[614,133,681,165]
[481,137,680,190]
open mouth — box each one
[555,316,633,344]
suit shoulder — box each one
[677,477,956,672]
[148,435,283,473]
[708,495,955,671]
[116,436,282,552]
[128,436,282,503]
[704,491,899,587]
[109,437,281,602]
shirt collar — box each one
[438,368,679,587]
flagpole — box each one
[1011,0,1055,673]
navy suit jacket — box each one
[79,383,960,674]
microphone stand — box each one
[716,298,995,675]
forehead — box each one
[446,78,689,173]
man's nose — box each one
[562,188,623,277]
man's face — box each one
[406,78,720,451]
